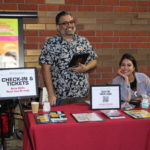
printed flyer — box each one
[124,110,150,119]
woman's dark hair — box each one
[119,53,138,72]
[55,11,72,25]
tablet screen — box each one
[69,53,89,67]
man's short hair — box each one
[55,11,72,25]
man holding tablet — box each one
[39,11,97,106]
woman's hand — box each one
[133,96,142,101]
[117,68,129,83]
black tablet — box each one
[69,53,89,67]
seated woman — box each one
[112,53,150,107]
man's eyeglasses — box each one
[58,20,75,26]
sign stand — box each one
[0,67,38,150]
[0,99,34,150]
[18,99,34,150]
[0,107,6,150]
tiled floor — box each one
[0,118,23,150]
[0,128,23,150]
[6,135,23,150]
[0,135,23,150]
[0,102,29,150]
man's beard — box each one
[63,33,73,36]
[59,27,76,36]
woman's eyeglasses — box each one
[58,20,75,26]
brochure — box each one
[49,111,67,123]
[35,114,50,124]
[71,112,104,123]
[101,110,126,119]
[124,109,150,119]
[35,111,67,124]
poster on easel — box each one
[0,67,38,100]
[0,18,24,68]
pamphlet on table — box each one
[35,114,50,124]
[49,111,67,123]
[101,110,126,119]
[35,111,67,124]
[124,109,150,119]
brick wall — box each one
[1,0,150,86]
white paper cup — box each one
[31,102,39,113]
[43,102,51,112]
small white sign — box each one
[0,68,37,100]
[91,85,121,109]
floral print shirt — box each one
[39,34,97,99]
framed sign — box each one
[0,67,38,100]
[91,85,121,110]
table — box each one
[23,103,150,150]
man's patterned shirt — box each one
[39,34,97,99]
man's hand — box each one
[69,63,87,72]
[48,95,57,106]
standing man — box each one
[39,11,97,106]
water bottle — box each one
[141,95,149,108]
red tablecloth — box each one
[23,103,150,150]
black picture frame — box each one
[90,85,121,110]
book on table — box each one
[101,110,126,119]
[123,109,150,119]
[71,112,104,123]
